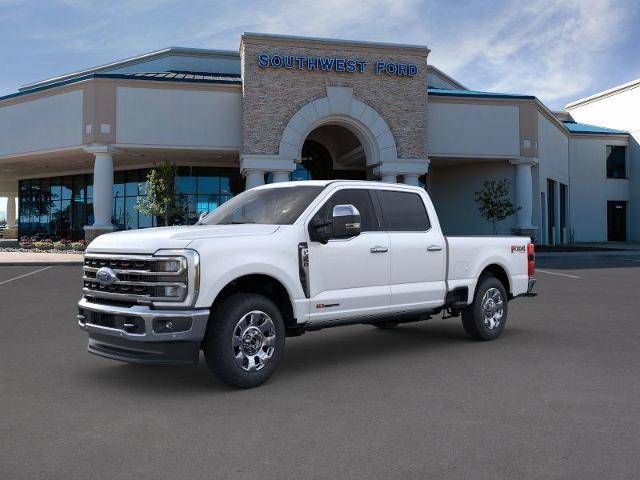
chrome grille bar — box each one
[83,253,189,304]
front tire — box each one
[203,293,285,388]
[461,276,508,341]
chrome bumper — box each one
[77,297,210,342]
[77,298,210,365]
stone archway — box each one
[278,86,398,167]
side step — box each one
[298,310,436,333]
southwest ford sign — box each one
[257,54,418,77]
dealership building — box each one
[0,33,637,243]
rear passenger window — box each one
[378,190,430,231]
[316,189,379,231]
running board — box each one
[300,309,437,332]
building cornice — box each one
[0,74,241,108]
[241,32,430,57]
[565,78,640,110]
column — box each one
[403,174,420,187]
[244,170,265,190]
[271,171,290,183]
[381,174,397,183]
[510,157,538,238]
[84,146,116,240]
[240,154,295,191]
[6,195,16,229]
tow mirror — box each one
[310,204,362,244]
[331,204,361,239]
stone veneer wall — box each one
[240,36,429,160]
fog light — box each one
[153,317,192,333]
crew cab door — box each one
[305,188,390,322]
[375,189,447,310]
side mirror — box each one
[331,204,361,239]
[197,211,208,223]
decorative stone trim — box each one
[278,85,398,167]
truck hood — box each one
[86,224,281,254]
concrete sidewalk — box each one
[0,251,84,266]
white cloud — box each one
[427,0,628,107]
[2,0,635,109]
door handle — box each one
[370,246,389,253]
[427,244,443,252]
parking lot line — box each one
[536,269,581,279]
[0,266,52,286]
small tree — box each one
[136,161,181,226]
[474,179,520,234]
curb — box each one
[537,251,640,258]
[0,262,83,266]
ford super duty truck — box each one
[78,180,536,388]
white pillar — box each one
[403,174,420,187]
[381,174,397,183]
[92,152,114,228]
[6,195,16,229]
[84,146,118,238]
[245,170,265,190]
[510,158,537,230]
[271,171,290,183]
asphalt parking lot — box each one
[1,257,639,479]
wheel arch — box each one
[211,273,297,331]
[478,263,512,298]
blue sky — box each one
[1,0,640,215]
[1,0,639,109]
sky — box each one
[1,0,640,215]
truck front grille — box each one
[83,253,188,305]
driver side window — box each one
[314,189,380,232]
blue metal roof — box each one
[562,121,628,135]
[428,87,535,100]
[0,71,242,102]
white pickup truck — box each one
[78,180,536,388]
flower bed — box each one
[17,237,89,252]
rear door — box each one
[375,189,447,311]
[305,188,391,322]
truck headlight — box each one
[152,249,200,308]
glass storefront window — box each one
[18,166,241,240]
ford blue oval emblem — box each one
[95,267,118,286]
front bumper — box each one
[78,297,210,365]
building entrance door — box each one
[607,201,627,241]
[300,124,368,181]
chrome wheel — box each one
[232,310,276,372]
[481,287,504,330]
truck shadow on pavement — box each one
[80,320,529,392]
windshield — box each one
[199,185,324,225]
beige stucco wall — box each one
[240,35,428,160]
[116,86,242,148]
[0,90,83,157]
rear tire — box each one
[461,276,508,341]
[203,293,285,388]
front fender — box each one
[196,262,305,312]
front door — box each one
[306,188,390,322]
[607,201,627,241]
